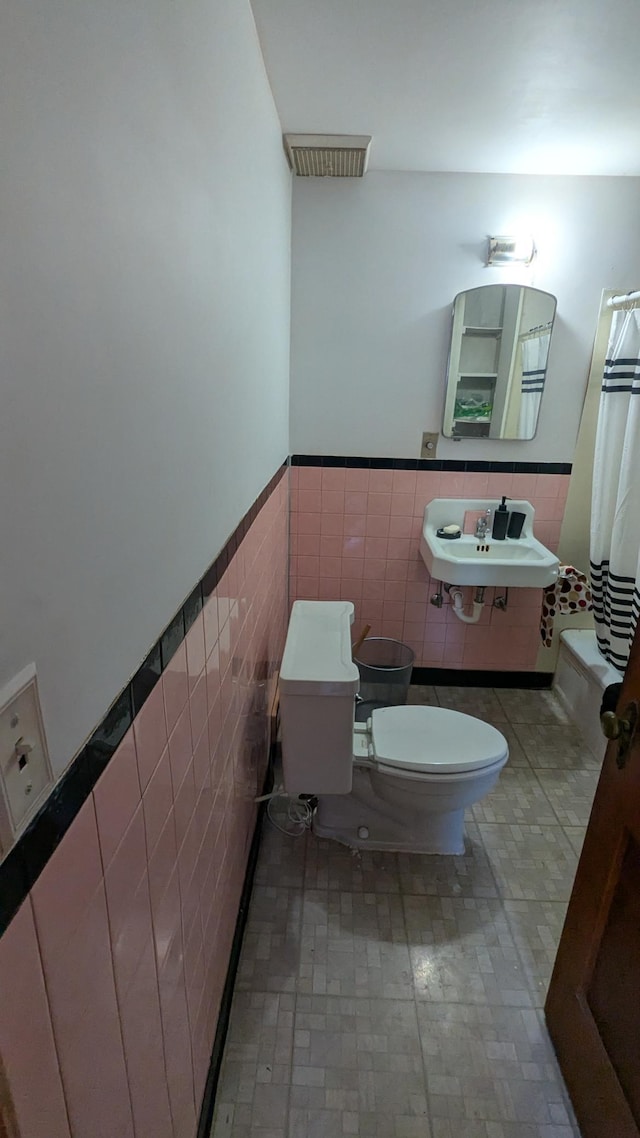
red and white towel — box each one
[540,566,593,647]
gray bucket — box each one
[353,637,414,719]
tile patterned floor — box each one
[212,686,601,1138]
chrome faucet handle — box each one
[474,509,491,539]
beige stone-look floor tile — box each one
[435,687,508,722]
[301,888,408,948]
[397,823,499,899]
[407,685,439,707]
[532,768,600,827]
[358,1115,431,1137]
[512,724,601,770]
[472,767,557,827]
[404,895,533,1007]
[289,1106,432,1138]
[502,900,567,1006]
[478,824,578,903]
[410,938,532,1008]
[431,1120,579,1137]
[563,826,586,857]
[250,1084,290,1130]
[217,991,295,1072]
[236,886,302,994]
[417,1003,575,1128]
[254,820,308,888]
[290,996,429,1130]
[492,722,532,767]
[288,1106,350,1137]
[212,1098,289,1138]
[298,891,412,998]
[213,992,295,1136]
[305,840,400,893]
[403,894,512,949]
[496,689,571,726]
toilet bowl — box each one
[315,705,507,854]
[280,600,509,855]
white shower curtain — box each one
[590,306,640,671]
[517,331,550,438]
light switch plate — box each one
[421,431,439,458]
[0,664,52,850]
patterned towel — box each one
[540,566,593,647]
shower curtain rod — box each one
[519,321,552,341]
[607,290,640,310]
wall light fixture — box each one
[487,235,536,266]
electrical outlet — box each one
[421,431,439,459]
[0,664,52,846]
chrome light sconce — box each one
[487,234,536,266]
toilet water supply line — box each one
[255,787,316,835]
[450,585,486,624]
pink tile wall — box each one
[0,472,289,1138]
[0,900,70,1138]
[290,466,569,671]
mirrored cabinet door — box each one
[443,284,557,440]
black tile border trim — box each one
[0,460,288,939]
[292,455,572,475]
[412,668,554,689]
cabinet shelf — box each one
[463,325,503,336]
[458,372,498,380]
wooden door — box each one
[0,1054,19,1138]
[546,623,640,1137]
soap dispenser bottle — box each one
[491,496,510,540]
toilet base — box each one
[313,767,467,855]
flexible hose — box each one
[256,787,315,836]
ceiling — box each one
[250,0,640,176]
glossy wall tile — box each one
[290,462,569,671]
[0,900,71,1138]
[0,469,289,1137]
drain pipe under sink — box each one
[450,586,486,624]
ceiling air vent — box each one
[283,134,372,178]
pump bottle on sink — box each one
[491,496,510,540]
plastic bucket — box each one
[353,637,414,718]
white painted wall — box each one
[0,0,291,773]
[290,172,640,462]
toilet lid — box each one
[370,705,508,774]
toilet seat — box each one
[370,705,508,775]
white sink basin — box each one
[419,499,560,587]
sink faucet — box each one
[475,509,491,540]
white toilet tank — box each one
[280,601,360,794]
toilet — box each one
[279,600,508,855]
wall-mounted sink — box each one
[419,499,559,588]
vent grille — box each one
[284,134,371,178]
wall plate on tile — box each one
[421,431,439,459]
[0,664,53,852]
